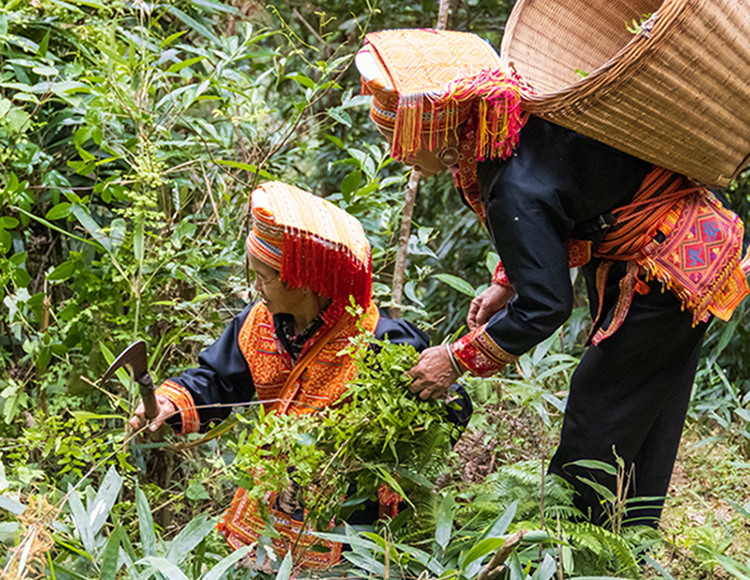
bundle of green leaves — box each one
[231,326,459,533]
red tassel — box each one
[280,231,372,308]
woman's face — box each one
[248,253,308,315]
[379,128,458,177]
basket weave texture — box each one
[501,0,750,186]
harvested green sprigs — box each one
[230,325,458,532]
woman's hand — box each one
[405,345,460,400]
[128,395,177,432]
[467,284,516,330]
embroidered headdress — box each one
[356,28,522,162]
[246,181,372,307]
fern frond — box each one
[561,520,640,578]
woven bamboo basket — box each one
[500,0,750,186]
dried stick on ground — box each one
[477,531,526,580]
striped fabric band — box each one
[246,230,283,270]
[451,324,517,378]
[154,380,200,435]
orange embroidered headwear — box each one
[246,181,372,307]
[356,29,523,162]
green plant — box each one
[229,328,458,567]
[2,465,257,579]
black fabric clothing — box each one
[477,115,653,355]
[549,261,706,526]
[476,115,706,527]
[165,304,472,433]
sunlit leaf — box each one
[0,494,25,516]
[47,260,76,282]
[481,500,517,540]
[275,552,293,580]
[214,159,276,180]
[99,526,121,580]
[459,537,506,570]
[45,203,71,220]
[435,493,455,551]
[165,514,217,564]
[67,486,96,555]
[168,56,206,74]
[434,273,476,297]
[89,466,123,536]
[136,556,190,580]
[135,486,157,557]
[199,544,253,580]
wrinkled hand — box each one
[405,345,460,400]
[128,395,177,433]
[467,284,516,330]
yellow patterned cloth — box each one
[246,181,372,307]
[357,29,522,162]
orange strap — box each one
[595,167,699,260]
[272,313,352,415]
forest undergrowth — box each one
[2,0,750,579]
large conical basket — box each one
[500,0,750,186]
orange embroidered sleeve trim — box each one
[155,380,200,435]
[451,324,516,378]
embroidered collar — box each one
[273,303,330,361]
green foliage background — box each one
[1,0,750,578]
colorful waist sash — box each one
[589,168,748,343]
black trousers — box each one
[548,261,707,528]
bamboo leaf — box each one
[191,0,239,14]
[89,465,123,536]
[99,343,131,386]
[165,514,217,564]
[167,7,221,45]
[168,56,206,74]
[435,493,455,551]
[68,485,96,556]
[481,500,517,540]
[199,544,253,580]
[566,459,618,476]
[160,30,187,48]
[459,537,505,569]
[71,204,112,252]
[0,494,26,515]
[135,486,157,557]
[133,218,144,264]
[363,463,414,509]
[434,273,476,297]
[99,526,121,580]
[13,205,103,251]
[214,159,276,180]
[275,552,293,580]
[530,553,557,580]
[394,542,445,575]
[16,526,36,577]
[314,531,378,551]
[716,318,739,358]
[136,556,190,580]
[343,551,386,576]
